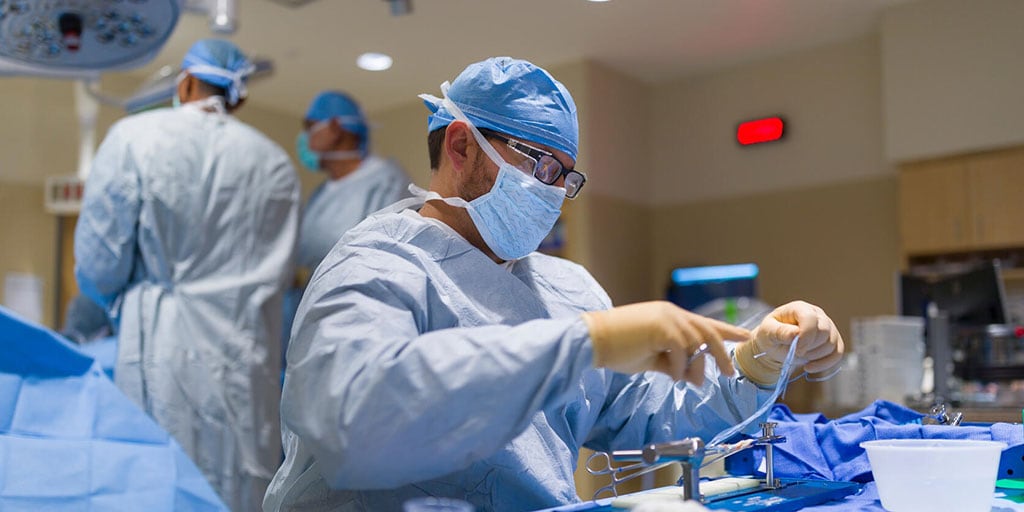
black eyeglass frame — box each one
[478,128,587,199]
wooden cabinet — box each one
[900,147,1024,256]
[968,149,1024,249]
[900,159,971,254]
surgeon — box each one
[75,39,300,511]
[263,57,843,512]
[296,91,413,272]
[284,91,412,348]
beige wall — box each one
[574,63,655,305]
[642,37,897,409]
[368,100,432,188]
[0,78,79,329]
[650,176,902,408]
[0,78,80,185]
[652,177,901,342]
[546,62,594,269]
[580,194,654,306]
[581,63,652,203]
[0,183,57,327]
[882,0,1024,162]
[650,36,890,205]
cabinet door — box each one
[968,149,1024,249]
[899,160,971,255]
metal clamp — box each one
[926,403,964,426]
[757,422,786,489]
[586,424,788,501]
[586,438,706,500]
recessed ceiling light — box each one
[587,0,611,2]
[357,52,393,71]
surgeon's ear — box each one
[444,121,471,173]
[176,74,191,103]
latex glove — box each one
[735,301,845,386]
[582,301,751,385]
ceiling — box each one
[115,0,914,116]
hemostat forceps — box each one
[587,438,707,500]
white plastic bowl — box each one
[861,439,1005,512]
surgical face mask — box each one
[296,131,321,171]
[412,87,565,260]
[296,121,364,172]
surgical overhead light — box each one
[209,0,236,33]
[357,52,392,71]
[0,0,182,79]
[183,0,237,34]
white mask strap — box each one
[183,64,255,103]
[408,184,470,209]
[181,95,227,115]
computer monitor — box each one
[899,261,1009,326]
[667,263,759,311]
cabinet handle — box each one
[976,215,984,242]
[953,219,962,241]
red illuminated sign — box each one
[736,117,785,146]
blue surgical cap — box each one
[305,91,370,151]
[181,39,253,106]
[423,57,579,161]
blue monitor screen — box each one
[667,263,759,310]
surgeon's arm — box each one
[281,270,594,490]
[584,346,776,453]
[74,123,141,308]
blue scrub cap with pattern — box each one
[305,91,370,151]
[181,39,254,106]
[421,57,579,161]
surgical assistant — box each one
[296,91,413,271]
[265,57,843,512]
[75,39,300,512]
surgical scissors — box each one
[586,451,678,499]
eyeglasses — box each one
[480,129,587,199]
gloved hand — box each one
[735,301,845,386]
[582,301,751,385]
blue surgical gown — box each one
[297,155,412,271]
[75,106,300,512]
[264,202,773,512]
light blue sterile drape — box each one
[264,198,775,512]
[0,306,227,511]
[74,105,300,512]
[73,335,117,379]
